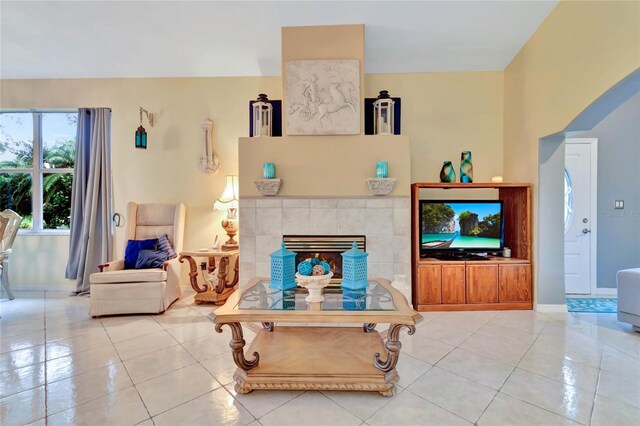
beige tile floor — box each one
[1,288,639,426]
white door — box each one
[564,139,597,294]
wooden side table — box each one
[179,248,239,305]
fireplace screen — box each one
[283,235,366,285]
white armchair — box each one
[0,209,23,300]
[89,202,186,317]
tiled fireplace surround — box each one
[238,197,411,295]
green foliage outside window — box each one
[0,122,75,229]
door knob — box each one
[582,228,591,234]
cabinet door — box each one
[441,265,466,304]
[499,264,532,302]
[466,265,499,303]
[417,265,442,304]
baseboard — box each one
[593,288,617,296]
[536,304,568,313]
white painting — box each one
[285,59,360,135]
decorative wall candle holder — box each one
[251,94,272,137]
[373,90,395,135]
[460,151,474,183]
[366,178,396,196]
[376,161,388,178]
[439,161,456,183]
[263,162,276,179]
[255,178,282,196]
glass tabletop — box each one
[236,280,397,311]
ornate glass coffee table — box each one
[210,278,422,396]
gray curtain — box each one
[65,108,113,295]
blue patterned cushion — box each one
[157,234,177,260]
[135,249,167,269]
[124,238,158,269]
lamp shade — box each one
[214,175,239,211]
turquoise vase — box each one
[460,151,473,183]
[376,161,388,178]
[263,162,276,179]
[439,161,456,183]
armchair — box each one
[89,202,186,317]
[0,209,23,300]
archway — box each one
[536,69,640,309]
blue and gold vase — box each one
[439,161,456,183]
[460,151,473,183]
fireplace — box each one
[283,235,366,285]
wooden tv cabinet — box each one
[411,183,532,311]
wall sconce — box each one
[199,119,220,174]
[135,107,154,149]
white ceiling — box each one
[0,0,558,79]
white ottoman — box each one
[617,268,640,332]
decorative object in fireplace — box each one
[283,235,366,285]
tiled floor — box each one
[1,288,639,426]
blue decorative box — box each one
[341,242,369,290]
[270,242,297,290]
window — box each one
[564,168,574,232]
[0,111,77,231]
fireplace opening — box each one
[283,235,366,285]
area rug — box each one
[566,297,617,313]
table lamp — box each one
[214,175,239,250]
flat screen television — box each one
[419,200,504,257]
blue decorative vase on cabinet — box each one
[460,151,473,183]
[439,161,456,183]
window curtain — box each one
[65,108,113,295]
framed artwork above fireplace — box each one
[284,59,361,135]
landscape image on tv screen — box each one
[421,202,502,250]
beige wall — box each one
[1,76,281,287]
[367,72,504,184]
[504,0,640,183]
[282,24,366,133]
[239,135,411,197]
[1,71,504,287]
[503,0,640,304]
[10,235,69,289]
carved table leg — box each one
[179,255,209,293]
[216,256,230,294]
[215,322,259,371]
[207,256,216,274]
[363,323,376,333]
[262,322,274,332]
[227,256,240,288]
[374,324,416,372]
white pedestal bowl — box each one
[296,272,334,303]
